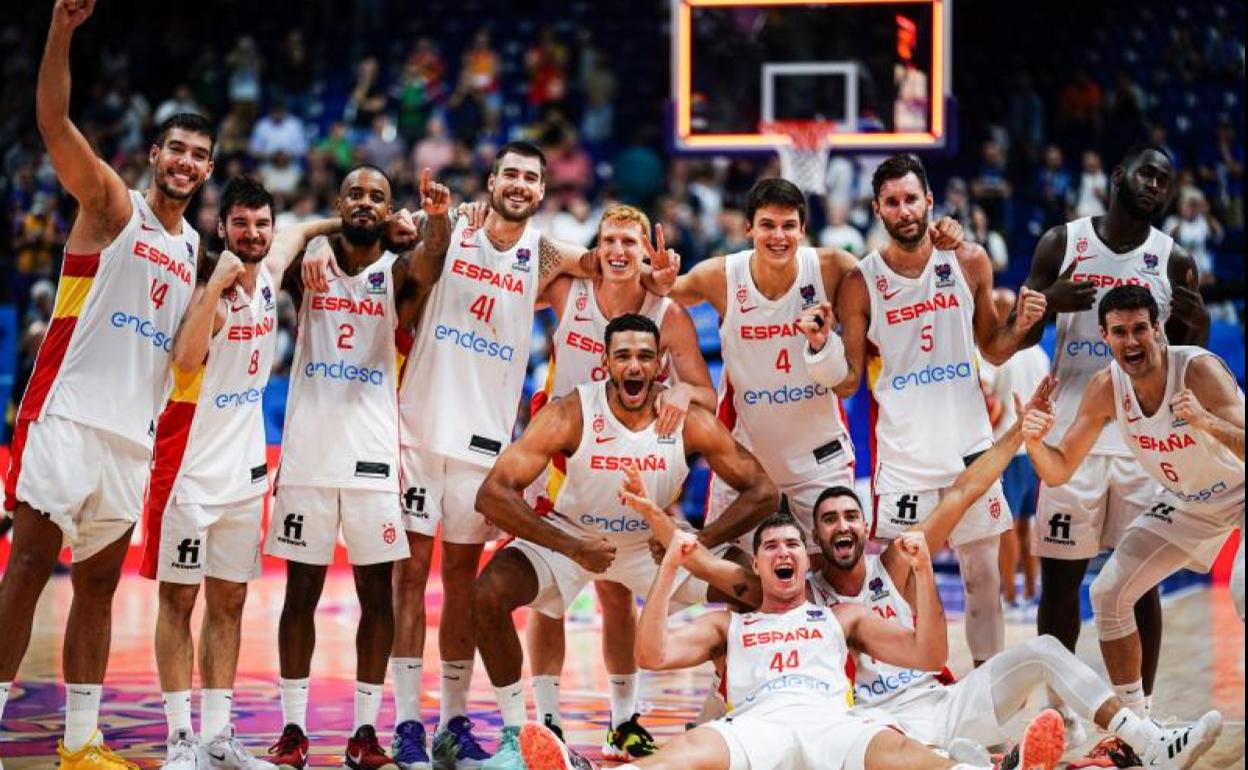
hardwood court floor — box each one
[1,572,1242,769]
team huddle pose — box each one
[0,4,1242,770]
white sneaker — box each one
[199,725,279,770]
[1064,714,1089,752]
[1139,710,1223,769]
[163,729,199,770]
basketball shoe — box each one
[430,716,491,769]
[1068,736,1143,768]
[266,723,309,770]
[57,732,140,770]
[199,724,278,770]
[518,722,598,770]
[391,720,431,770]
[601,713,657,761]
[345,725,399,770]
[160,728,198,770]
[1137,710,1223,770]
[994,709,1066,770]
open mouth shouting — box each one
[830,532,857,562]
[1122,347,1147,367]
[619,375,648,409]
[772,561,798,586]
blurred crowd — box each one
[0,0,1243,434]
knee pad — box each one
[1090,565,1138,641]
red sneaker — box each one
[267,724,309,770]
[345,725,398,770]
[1067,736,1143,768]
[996,709,1066,770]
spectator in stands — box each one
[526,25,569,117]
[707,206,754,257]
[25,280,55,327]
[153,83,202,127]
[1036,143,1073,231]
[818,200,865,256]
[408,36,446,93]
[1199,117,1244,229]
[1009,73,1046,165]
[315,121,355,172]
[968,204,1009,275]
[345,56,387,133]
[275,190,321,231]
[655,194,702,265]
[463,28,502,119]
[272,29,314,118]
[225,35,263,122]
[547,195,599,247]
[359,114,405,176]
[1056,68,1102,140]
[1166,190,1222,285]
[249,100,308,161]
[1074,149,1108,217]
[544,125,593,206]
[259,150,302,201]
[412,115,455,178]
[687,163,724,243]
[938,176,971,223]
[12,192,64,281]
[972,139,1013,233]
[580,46,616,147]
[392,60,433,147]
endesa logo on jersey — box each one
[891,361,973,391]
[855,668,929,700]
[303,359,386,385]
[110,312,173,352]
[227,315,275,341]
[434,324,515,361]
[133,241,193,285]
[1064,339,1111,358]
[310,295,385,317]
[885,292,960,325]
[214,387,264,409]
[579,512,649,533]
[742,382,830,406]
[1166,480,1230,504]
[450,259,526,294]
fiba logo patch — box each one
[174,538,201,569]
[382,522,397,545]
[513,248,532,272]
[1044,513,1073,545]
[868,576,890,601]
[799,283,817,307]
[1142,253,1159,275]
[366,271,386,294]
[262,285,275,309]
[934,263,955,288]
[279,513,307,547]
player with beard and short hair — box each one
[140,177,340,770]
[620,424,1224,770]
[471,313,777,769]
[263,165,455,770]
[1022,285,1236,767]
[356,141,678,769]
[523,203,717,759]
[0,2,213,765]
[829,154,1046,669]
[1013,145,1209,738]
[518,509,1069,770]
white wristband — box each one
[803,331,848,386]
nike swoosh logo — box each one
[739,306,758,313]
[574,315,593,322]
[231,304,249,312]
[743,617,761,625]
[460,240,479,249]
[1126,415,1142,423]
[141,223,160,232]
[347,751,364,764]
[1075,253,1096,262]
[208,752,227,762]
[882,289,902,301]
[445,663,467,670]
[594,436,616,444]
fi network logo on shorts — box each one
[278,513,307,547]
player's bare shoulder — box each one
[816,246,858,296]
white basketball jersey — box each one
[807,557,947,708]
[718,248,852,486]
[1052,217,1174,456]
[545,277,673,398]
[545,381,688,545]
[724,602,853,718]
[279,252,400,490]
[147,265,278,508]
[1111,346,1244,514]
[401,217,540,465]
[859,249,992,492]
[21,190,198,448]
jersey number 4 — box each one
[150,279,169,309]
[470,294,496,324]
[768,649,800,673]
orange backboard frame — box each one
[671,0,951,151]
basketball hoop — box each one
[761,120,835,196]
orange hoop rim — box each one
[760,120,838,150]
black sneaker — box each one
[601,713,657,761]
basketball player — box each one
[376,142,677,769]
[519,513,1067,770]
[523,204,717,759]
[1021,285,1241,754]
[620,462,1223,770]
[0,1,211,764]
[263,166,453,770]
[834,154,1046,665]
[141,178,338,770]
[666,176,962,553]
[471,313,778,769]
[1016,144,1209,729]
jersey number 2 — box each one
[337,323,355,349]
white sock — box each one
[280,677,310,729]
[391,657,423,725]
[1112,680,1146,718]
[1109,706,1161,751]
[64,683,103,751]
[163,690,193,738]
[494,682,527,728]
[532,675,561,728]
[0,681,10,724]
[354,681,384,732]
[1144,693,1153,717]
[201,689,233,741]
[439,659,474,727]
[608,673,638,727]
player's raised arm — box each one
[1175,355,1245,461]
[832,267,870,398]
[963,241,1046,364]
[171,253,244,372]
[682,406,780,548]
[838,533,947,672]
[653,303,717,435]
[1164,247,1210,346]
[1024,371,1113,485]
[634,531,731,671]
[401,168,454,291]
[265,217,342,282]
[666,255,726,313]
[474,394,617,572]
[37,0,131,238]
[1015,224,1097,350]
[618,466,763,607]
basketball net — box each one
[761,120,834,196]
